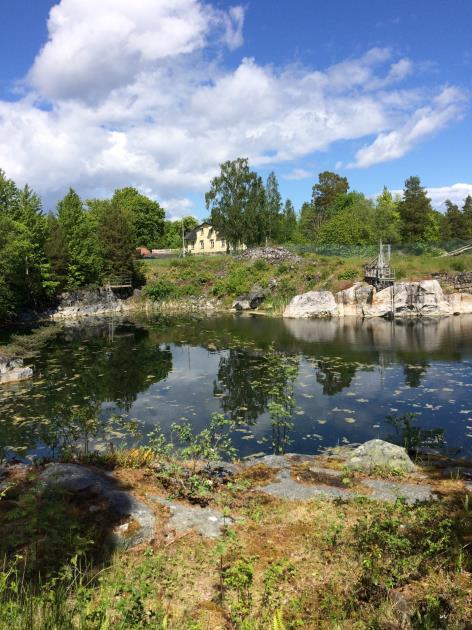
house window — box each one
[221,239,225,247]
[210,239,215,248]
[200,228,204,235]
[200,240,204,249]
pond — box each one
[1,314,472,461]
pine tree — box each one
[462,195,472,240]
[97,200,135,279]
[57,188,100,288]
[398,176,433,242]
[443,199,466,240]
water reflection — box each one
[1,314,471,460]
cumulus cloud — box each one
[390,183,472,210]
[0,0,467,213]
[28,0,243,102]
[351,86,466,168]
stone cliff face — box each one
[283,280,472,319]
[47,289,130,320]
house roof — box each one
[184,222,223,241]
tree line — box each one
[205,158,472,249]
[2,161,471,321]
[0,170,199,321]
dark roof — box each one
[184,222,223,241]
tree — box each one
[96,199,135,280]
[0,169,19,216]
[156,216,199,249]
[205,158,266,249]
[398,176,434,243]
[311,171,349,232]
[316,193,375,245]
[299,202,316,242]
[44,213,69,290]
[462,196,472,240]
[442,200,465,241]
[264,171,282,243]
[280,199,297,242]
[374,187,401,243]
[111,187,165,249]
[56,188,101,288]
[0,215,33,318]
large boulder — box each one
[346,439,417,473]
[0,355,33,384]
[283,291,338,318]
[336,282,374,317]
[364,280,453,318]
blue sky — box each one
[0,0,471,217]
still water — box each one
[1,314,472,460]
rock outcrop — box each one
[40,463,155,548]
[284,280,472,319]
[336,282,374,317]
[232,286,266,311]
[0,355,33,384]
[363,280,453,318]
[283,291,339,318]
[346,439,417,473]
[48,289,127,320]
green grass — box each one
[140,251,472,311]
[1,458,471,629]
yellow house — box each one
[184,222,246,255]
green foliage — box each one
[223,558,255,622]
[375,186,401,243]
[354,501,462,597]
[316,192,375,245]
[56,188,101,289]
[111,187,165,249]
[398,176,436,243]
[337,268,359,280]
[206,158,267,249]
[144,279,175,300]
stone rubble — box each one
[237,246,301,264]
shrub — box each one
[451,259,465,272]
[252,259,269,272]
[144,279,175,300]
[337,268,358,281]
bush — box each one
[144,279,175,300]
[252,259,269,272]
[451,259,465,272]
[337,268,358,281]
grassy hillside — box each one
[141,250,472,313]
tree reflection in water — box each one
[214,345,299,454]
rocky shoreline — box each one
[283,279,472,319]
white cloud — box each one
[390,183,472,210]
[28,0,243,103]
[351,86,466,168]
[0,1,467,212]
[283,168,312,180]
